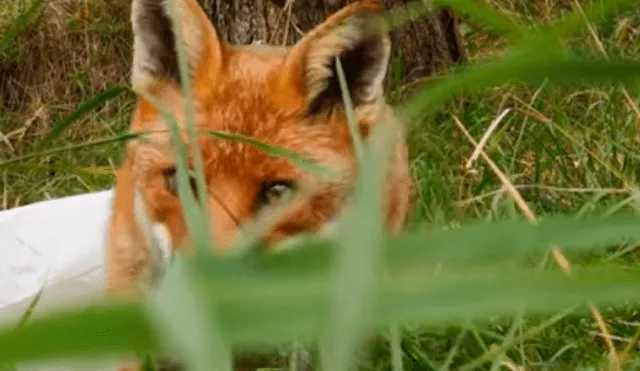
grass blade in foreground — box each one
[0,303,156,365]
[163,0,213,255]
[433,0,526,39]
[138,92,214,255]
[1,261,640,365]
[145,258,231,371]
[188,212,640,285]
[405,48,640,119]
[1,211,640,364]
[318,58,392,371]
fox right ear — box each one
[275,1,390,116]
[131,0,223,97]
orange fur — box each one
[107,0,415,368]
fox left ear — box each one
[277,1,391,115]
[130,0,223,99]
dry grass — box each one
[0,0,134,206]
[0,0,132,150]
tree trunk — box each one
[204,0,467,85]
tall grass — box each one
[1,0,640,370]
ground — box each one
[0,0,639,370]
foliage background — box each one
[0,0,640,370]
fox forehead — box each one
[129,81,355,188]
[132,43,319,133]
[225,44,291,79]
[128,40,360,174]
[132,44,293,127]
[129,121,355,187]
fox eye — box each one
[162,168,200,200]
[257,180,296,208]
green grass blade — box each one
[0,208,639,361]
[0,132,139,168]
[405,47,640,119]
[164,0,213,255]
[433,0,526,39]
[457,306,579,371]
[15,289,43,329]
[381,0,524,44]
[210,262,640,345]
[140,354,157,371]
[386,212,640,264]
[0,162,114,177]
[389,324,404,371]
[318,58,392,371]
[206,130,339,180]
[139,93,214,255]
[0,303,156,364]
[35,86,129,150]
[335,57,364,161]
[194,212,640,282]
[534,0,639,40]
[3,260,640,364]
[146,258,231,371]
[0,0,46,58]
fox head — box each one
[108,0,415,281]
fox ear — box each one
[277,1,390,115]
[131,0,223,96]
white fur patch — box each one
[317,215,343,238]
[133,190,173,286]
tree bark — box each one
[203,0,467,85]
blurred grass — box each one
[0,0,639,370]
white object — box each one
[0,189,120,371]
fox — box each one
[106,0,415,369]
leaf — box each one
[35,86,129,150]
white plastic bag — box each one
[0,189,120,371]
